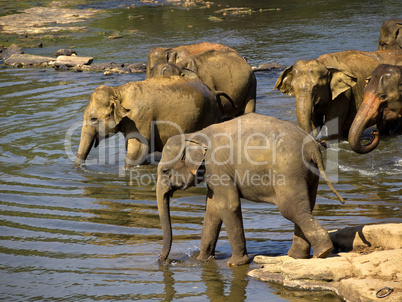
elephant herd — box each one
[75,19,402,266]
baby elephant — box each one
[75,76,225,169]
[157,113,345,266]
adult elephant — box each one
[348,64,402,154]
[156,113,345,266]
[75,76,224,169]
[275,50,402,139]
[148,50,257,117]
[145,42,237,79]
[378,18,402,50]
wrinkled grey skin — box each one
[145,42,237,79]
[378,19,402,50]
[156,113,344,266]
[75,76,223,169]
[275,50,402,139]
[349,64,402,154]
[148,50,256,118]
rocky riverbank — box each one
[0,44,284,74]
[248,223,402,302]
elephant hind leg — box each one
[288,225,311,259]
[276,187,333,259]
[243,97,256,114]
[242,81,256,114]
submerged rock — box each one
[248,223,402,302]
[252,62,285,71]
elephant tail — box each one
[214,91,238,110]
[313,148,345,204]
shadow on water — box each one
[0,0,401,301]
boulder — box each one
[54,55,93,67]
[55,49,78,57]
[1,44,24,60]
[248,223,402,302]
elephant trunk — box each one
[348,92,381,154]
[75,124,97,168]
[156,182,173,262]
[296,93,314,135]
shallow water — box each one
[0,0,401,301]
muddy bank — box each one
[249,223,402,302]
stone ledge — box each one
[248,223,402,302]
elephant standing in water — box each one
[145,42,238,78]
[349,64,402,154]
[378,19,402,50]
[75,76,224,169]
[275,50,402,139]
[156,113,344,266]
[148,50,257,118]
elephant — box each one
[75,75,226,169]
[148,49,257,118]
[348,64,402,154]
[156,113,345,266]
[275,50,402,139]
[378,18,402,50]
[145,42,237,79]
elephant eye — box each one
[90,118,98,124]
[379,94,387,100]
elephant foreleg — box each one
[214,185,250,266]
[197,189,222,261]
[325,94,350,139]
[125,138,150,169]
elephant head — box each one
[275,60,357,136]
[75,85,130,167]
[378,19,402,50]
[148,61,200,80]
[145,47,175,79]
[156,134,208,262]
[348,64,402,154]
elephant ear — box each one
[182,139,207,175]
[166,49,177,63]
[110,97,130,124]
[274,65,294,96]
[395,27,402,48]
[328,68,357,100]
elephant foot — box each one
[288,234,311,259]
[227,255,250,267]
[313,243,333,258]
[196,254,215,262]
[288,246,311,259]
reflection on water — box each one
[0,0,401,301]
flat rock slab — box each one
[4,54,55,66]
[248,223,402,302]
[0,7,100,35]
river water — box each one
[0,0,401,301]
